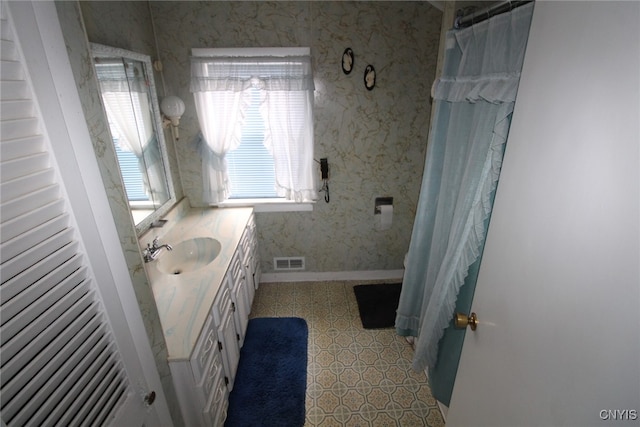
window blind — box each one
[225,87,278,199]
[114,143,149,201]
[191,47,317,203]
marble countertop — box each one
[143,206,253,361]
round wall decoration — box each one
[342,48,354,75]
[364,64,376,90]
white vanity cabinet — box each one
[169,313,230,426]
[164,210,260,427]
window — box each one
[96,59,156,207]
[191,48,318,208]
[114,141,149,201]
[225,86,277,199]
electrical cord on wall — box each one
[317,158,330,203]
[148,1,167,97]
[320,179,330,203]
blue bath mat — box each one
[225,317,308,427]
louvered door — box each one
[1,2,156,425]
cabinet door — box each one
[215,288,240,391]
[242,249,256,309]
[228,253,249,347]
[202,362,228,427]
[240,216,259,301]
[249,215,260,291]
[252,254,261,291]
[229,271,249,348]
[199,341,224,399]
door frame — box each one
[447,2,640,425]
[8,1,172,424]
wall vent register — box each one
[273,257,305,271]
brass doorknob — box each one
[454,312,478,331]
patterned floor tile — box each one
[250,281,445,427]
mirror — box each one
[91,43,175,233]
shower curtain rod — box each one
[454,0,533,29]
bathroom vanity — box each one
[142,205,260,426]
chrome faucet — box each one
[143,237,173,263]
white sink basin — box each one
[156,237,221,275]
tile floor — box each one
[249,280,445,427]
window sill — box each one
[213,199,314,213]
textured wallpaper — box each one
[150,1,443,273]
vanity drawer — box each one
[245,213,256,241]
[229,250,244,284]
[241,240,252,267]
[191,314,215,380]
[212,281,232,325]
[239,226,254,260]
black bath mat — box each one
[353,283,402,329]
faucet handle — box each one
[143,244,153,262]
[151,236,160,248]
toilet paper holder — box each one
[374,197,393,214]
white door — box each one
[1,2,171,425]
[448,2,640,426]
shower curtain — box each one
[395,3,534,371]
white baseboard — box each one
[260,269,404,283]
[437,400,449,422]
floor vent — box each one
[273,257,305,271]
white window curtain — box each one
[261,89,316,202]
[190,53,318,204]
[97,61,159,200]
[96,62,155,156]
[101,92,154,156]
[193,89,252,203]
